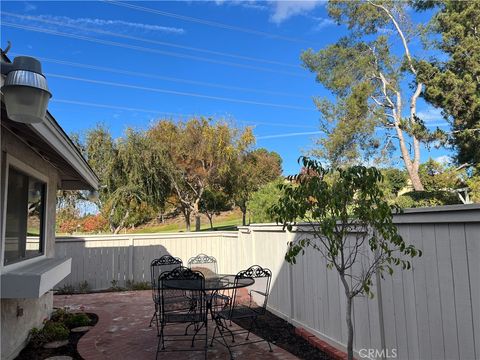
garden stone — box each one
[43,340,69,349]
[71,326,92,333]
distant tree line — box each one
[59,117,282,234]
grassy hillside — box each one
[127,209,243,234]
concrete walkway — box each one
[54,291,299,360]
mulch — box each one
[233,310,332,360]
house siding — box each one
[1,128,59,360]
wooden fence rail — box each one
[55,205,480,360]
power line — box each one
[51,98,318,129]
[46,73,313,110]
[9,53,307,99]
[3,22,306,77]
[3,11,299,69]
[103,1,313,45]
[257,131,323,140]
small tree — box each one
[199,188,231,229]
[269,157,422,360]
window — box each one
[4,166,46,265]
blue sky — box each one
[1,1,451,174]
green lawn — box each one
[128,212,243,234]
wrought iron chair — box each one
[188,253,229,310]
[210,265,273,356]
[150,255,183,333]
[156,267,208,360]
[187,253,218,275]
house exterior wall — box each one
[1,129,59,360]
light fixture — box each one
[1,56,52,124]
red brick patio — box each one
[54,291,299,360]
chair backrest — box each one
[158,266,205,323]
[231,265,272,316]
[187,253,218,276]
[150,255,183,291]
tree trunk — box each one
[408,166,424,191]
[193,199,201,231]
[394,121,424,191]
[195,215,201,232]
[185,214,191,232]
[345,296,354,360]
[207,214,214,229]
[339,273,354,360]
[240,205,247,226]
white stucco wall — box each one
[0,292,53,360]
[1,128,59,360]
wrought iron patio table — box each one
[163,274,254,357]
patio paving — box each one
[54,291,299,360]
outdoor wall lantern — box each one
[1,56,52,124]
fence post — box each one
[128,237,134,283]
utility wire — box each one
[103,1,313,45]
[257,131,323,140]
[9,53,307,99]
[46,73,313,110]
[2,22,307,78]
[52,98,318,129]
[3,11,299,69]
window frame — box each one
[1,154,48,273]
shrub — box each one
[109,280,125,291]
[78,281,90,294]
[58,219,81,234]
[55,284,75,295]
[395,190,460,208]
[82,214,108,233]
[29,322,69,347]
[126,280,151,290]
[43,322,69,341]
[64,313,91,328]
[50,308,70,323]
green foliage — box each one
[55,284,75,295]
[419,158,464,191]
[64,313,91,329]
[78,281,90,294]
[414,1,480,169]
[247,179,284,223]
[270,156,421,280]
[395,191,460,208]
[50,308,71,323]
[466,176,480,203]
[109,280,123,291]
[126,280,151,290]
[230,148,283,225]
[381,168,408,197]
[29,322,69,348]
[200,188,232,228]
[77,125,171,234]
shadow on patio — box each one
[54,290,299,360]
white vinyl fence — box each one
[55,205,480,360]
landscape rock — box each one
[43,340,69,349]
